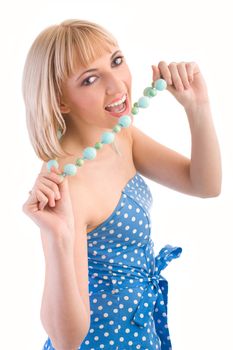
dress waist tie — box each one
[132,244,182,350]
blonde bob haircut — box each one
[22,19,119,162]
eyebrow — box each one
[76,50,121,81]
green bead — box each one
[94,142,103,149]
[131,106,139,115]
[149,88,157,97]
[57,128,63,140]
[133,102,139,108]
[76,158,84,167]
[113,125,122,133]
[143,87,152,97]
[143,87,158,97]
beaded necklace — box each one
[46,78,167,177]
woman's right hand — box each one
[22,166,76,242]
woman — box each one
[22,19,221,350]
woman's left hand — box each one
[152,61,210,110]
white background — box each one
[0,0,232,349]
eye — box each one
[112,55,124,67]
[82,76,98,86]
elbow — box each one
[199,187,222,198]
[51,326,90,350]
[42,320,90,350]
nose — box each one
[105,72,125,96]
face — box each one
[60,46,132,131]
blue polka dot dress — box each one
[43,172,182,350]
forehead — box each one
[73,44,120,70]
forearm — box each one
[185,102,222,197]
[40,235,89,350]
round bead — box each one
[153,78,167,91]
[143,87,152,97]
[94,142,103,149]
[47,159,59,172]
[131,106,139,115]
[118,115,132,128]
[101,132,115,144]
[134,102,139,108]
[76,158,84,167]
[138,96,150,108]
[57,128,62,140]
[83,147,97,160]
[113,125,121,133]
[63,164,77,176]
[149,87,157,97]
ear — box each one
[60,100,71,114]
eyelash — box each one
[82,55,124,86]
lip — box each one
[105,94,131,118]
[105,93,126,107]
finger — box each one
[40,177,61,200]
[38,182,58,206]
[158,61,172,85]
[168,62,184,91]
[177,62,190,89]
[185,62,195,83]
[40,170,64,185]
[36,189,52,210]
[51,165,62,175]
[27,189,50,211]
[151,65,161,82]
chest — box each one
[82,135,136,233]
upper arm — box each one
[130,125,198,196]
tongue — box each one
[105,102,125,113]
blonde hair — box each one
[22,19,119,162]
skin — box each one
[22,38,221,350]
[26,48,221,233]
[59,46,132,156]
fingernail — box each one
[59,174,64,181]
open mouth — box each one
[105,94,129,117]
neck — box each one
[60,115,118,157]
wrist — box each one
[184,102,213,130]
[184,101,211,115]
[40,228,75,251]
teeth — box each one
[106,94,126,108]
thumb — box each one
[50,166,70,197]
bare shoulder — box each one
[40,126,134,231]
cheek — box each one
[72,93,101,113]
[125,69,132,88]
[125,70,132,96]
